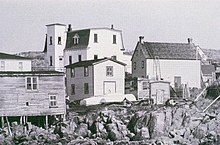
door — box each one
[104,81,116,94]
[156,89,164,104]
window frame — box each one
[49,36,53,45]
[0,61,5,70]
[26,77,39,91]
[133,62,136,70]
[94,33,98,43]
[84,83,89,94]
[71,84,75,95]
[106,66,113,77]
[49,56,53,66]
[19,62,23,71]
[73,34,79,45]
[84,66,89,77]
[69,56,72,65]
[49,94,58,108]
[71,68,75,78]
[141,61,144,69]
[113,35,117,44]
[58,36,62,45]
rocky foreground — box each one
[0,98,220,145]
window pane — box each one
[33,84,37,90]
[33,78,37,83]
[27,78,31,83]
[27,84,32,89]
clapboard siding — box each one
[0,73,66,117]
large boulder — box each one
[75,123,89,138]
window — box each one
[84,83,89,94]
[69,56,72,65]
[84,66,89,77]
[94,55,98,60]
[113,35,117,44]
[19,62,23,71]
[106,66,113,76]
[71,84,75,95]
[133,62,136,70]
[73,34,79,45]
[94,34,98,43]
[49,36,52,45]
[49,95,57,108]
[141,61,144,69]
[26,77,38,91]
[1,61,5,70]
[136,50,138,56]
[58,37,61,45]
[143,82,149,90]
[49,56,53,66]
[78,55,82,62]
[71,68,75,77]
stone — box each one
[140,127,150,139]
[75,123,88,138]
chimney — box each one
[68,24,72,32]
[188,38,193,44]
[111,55,117,60]
[111,24,114,29]
[139,36,144,43]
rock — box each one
[75,123,88,138]
[140,127,150,139]
[106,123,124,141]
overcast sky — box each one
[0,0,220,54]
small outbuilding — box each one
[150,81,170,105]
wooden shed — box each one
[150,81,170,105]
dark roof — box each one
[46,23,66,26]
[140,42,198,60]
[65,58,126,68]
[65,29,90,50]
[0,52,32,60]
[201,65,215,75]
[202,49,220,62]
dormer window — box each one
[73,34,80,45]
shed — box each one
[150,81,170,105]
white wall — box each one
[64,49,87,66]
[46,25,66,71]
[147,59,201,88]
[93,60,125,96]
[0,59,31,71]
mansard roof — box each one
[134,41,199,60]
[65,29,90,50]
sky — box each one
[0,0,220,54]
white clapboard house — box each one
[65,58,126,101]
[132,38,201,88]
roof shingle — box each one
[0,52,32,60]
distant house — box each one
[201,65,216,86]
[132,38,201,88]
[43,23,131,73]
[65,58,126,101]
[0,52,32,71]
[0,52,66,128]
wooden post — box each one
[5,116,12,136]
[1,116,4,128]
[20,116,23,125]
[45,115,48,130]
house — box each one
[132,37,201,88]
[65,58,126,101]
[0,52,32,71]
[43,23,132,73]
[0,52,66,128]
[201,65,216,86]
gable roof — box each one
[65,58,126,68]
[201,65,215,75]
[136,41,199,60]
[0,52,32,60]
[65,29,90,50]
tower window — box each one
[49,56,53,66]
[49,36,52,45]
[94,34,98,43]
[69,56,72,65]
[78,55,82,62]
[113,35,117,44]
[58,37,61,45]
